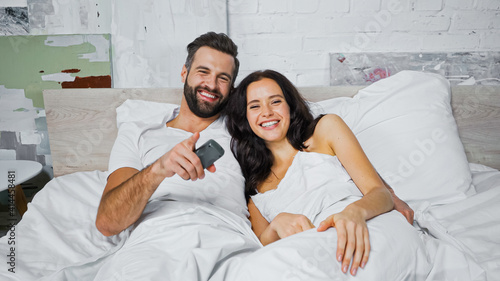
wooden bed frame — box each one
[43,85,500,177]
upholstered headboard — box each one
[43,85,500,177]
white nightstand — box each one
[0,160,43,217]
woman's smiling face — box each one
[246,78,291,145]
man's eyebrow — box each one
[195,65,232,81]
[195,65,209,70]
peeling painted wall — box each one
[0,6,29,35]
[0,34,111,183]
[9,0,228,88]
[27,0,111,35]
[330,52,500,86]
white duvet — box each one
[0,163,499,280]
[0,171,260,281]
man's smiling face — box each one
[182,46,235,118]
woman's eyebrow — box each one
[247,94,283,105]
[247,99,259,105]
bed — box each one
[1,70,499,280]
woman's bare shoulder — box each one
[304,114,345,155]
[315,114,346,132]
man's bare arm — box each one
[95,132,211,236]
[95,166,164,236]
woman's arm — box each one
[248,199,315,246]
[248,199,278,245]
[313,114,394,215]
[312,114,394,276]
[380,176,415,224]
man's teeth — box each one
[261,121,278,127]
[200,91,215,99]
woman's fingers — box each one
[349,225,367,276]
[320,213,370,276]
[361,227,370,269]
[285,212,370,276]
[317,215,335,232]
[344,222,370,276]
[272,213,315,239]
[299,215,315,231]
[340,221,356,274]
[334,220,346,264]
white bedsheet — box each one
[0,164,499,280]
[0,170,260,280]
[416,163,500,281]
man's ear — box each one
[181,65,188,83]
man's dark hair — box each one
[185,32,239,86]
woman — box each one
[226,70,396,276]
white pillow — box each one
[313,70,475,210]
[116,99,179,126]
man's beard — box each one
[183,82,227,118]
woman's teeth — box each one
[261,121,278,127]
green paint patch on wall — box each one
[0,34,112,185]
[0,34,111,108]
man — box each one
[96,32,244,236]
[94,32,260,280]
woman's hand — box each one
[317,209,369,276]
[270,212,315,239]
[392,193,414,224]
[381,176,414,224]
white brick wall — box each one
[1,0,497,172]
[415,0,443,11]
[111,0,228,88]
[228,0,500,86]
[2,0,498,87]
[352,0,382,12]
